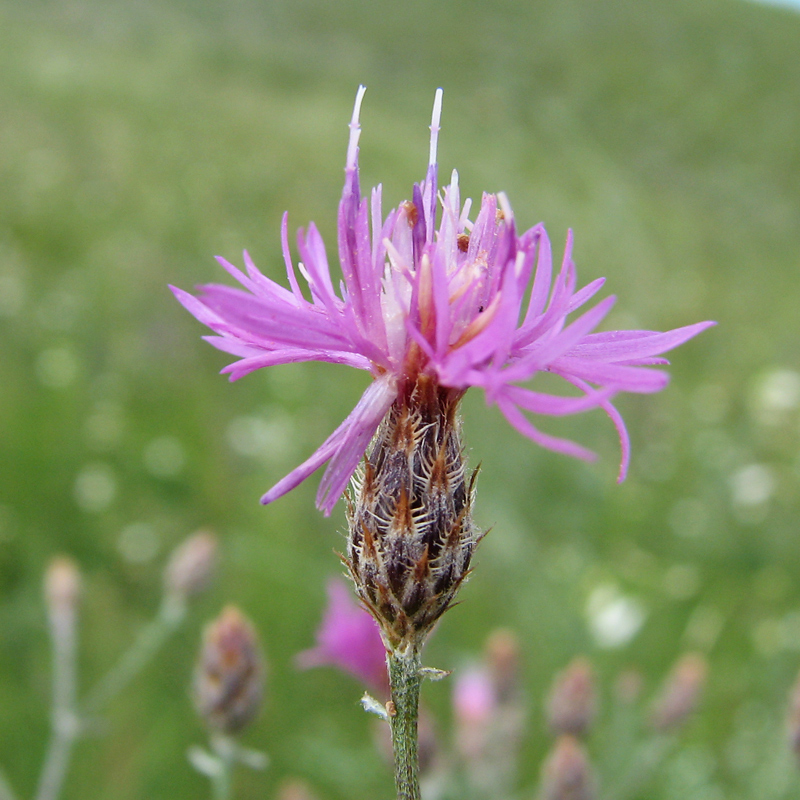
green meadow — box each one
[1,0,799,796]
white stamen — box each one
[346,85,367,171]
[429,88,443,167]
[497,191,513,222]
[514,249,526,277]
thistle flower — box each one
[171,87,714,518]
[296,578,388,694]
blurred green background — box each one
[1,0,799,796]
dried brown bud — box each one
[539,735,597,800]
[787,669,800,760]
[193,606,264,734]
[546,658,597,738]
[648,652,707,733]
[485,629,521,703]
[346,376,480,649]
[44,557,81,615]
[164,530,218,599]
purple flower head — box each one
[296,579,388,694]
[172,87,714,515]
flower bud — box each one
[346,376,481,650]
[648,652,707,733]
[44,557,81,643]
[539,735,597,800]
[164,530,218,600]
[194,606,264,734]
[546,657,597,738]
[485,628,521,703]
[44,557,81,616]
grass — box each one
[1,0,799,797]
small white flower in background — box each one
[586,584,646,649]
[73,463,117,512]
[730,463,775,508]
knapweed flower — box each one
[172,87,713,518]
[296,579,388,694]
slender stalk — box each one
[388,646,422,800]
[600,735,673,800]
[82,594,186,717]
[35,579,80,800]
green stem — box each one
[387,647,422,800]
[35,595,79,800]
[0,768,18,800]
[209,735,235,800]
[82,594,186,716]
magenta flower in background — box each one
[172,87,714,515]
[453,666,497,726]
[296,579,388,695]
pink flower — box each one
[453,666,497,726]
[172,87,714,515]
[296,579,388,694]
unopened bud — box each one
[787,669,800,760]
[346,376,481,650]
[194,606,264,734]
[648,652,707,733]
[45,557,81,614]
[547,658,597,738]
[539,735,597,800]
[44,557,81,638]
[165,530,218,599]
[486,629,521,703]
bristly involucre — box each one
[346,375,480,648]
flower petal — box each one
[316,374,398,515]
[495,397,598,461]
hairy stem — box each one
[388,647,422,800]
